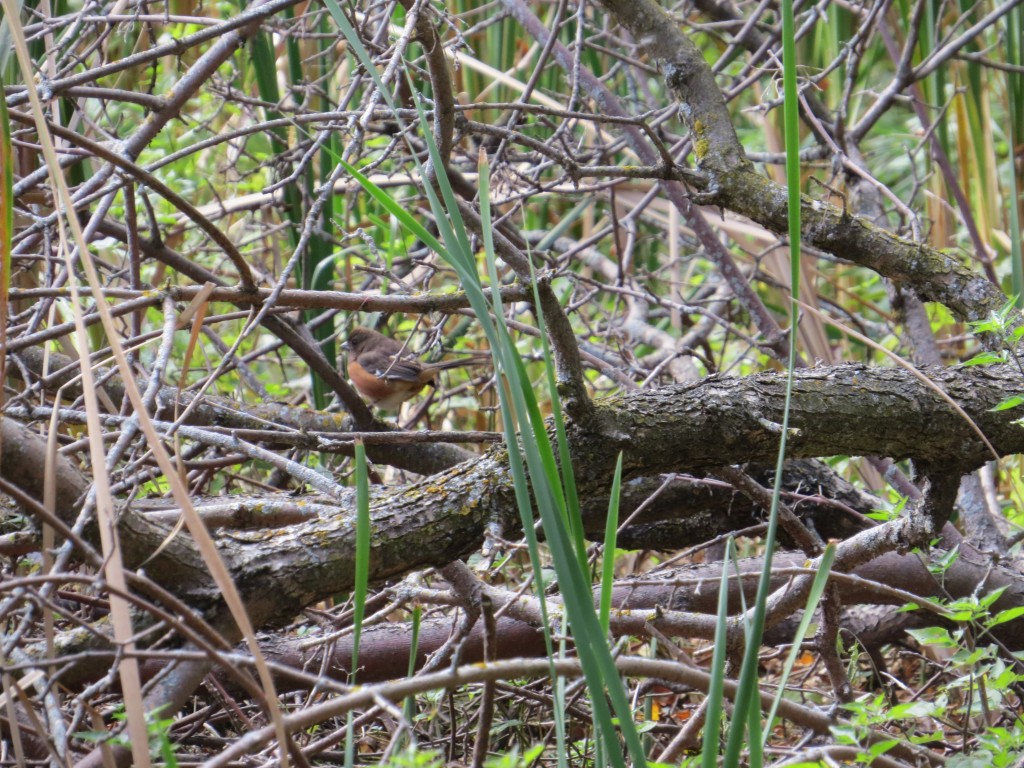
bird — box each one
[343,326,486,411]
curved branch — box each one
[596,0,1009,325]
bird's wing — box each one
[365,355,428,383]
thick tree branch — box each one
[6,363,1018,633]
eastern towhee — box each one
[343,326,485,410]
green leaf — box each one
[962,351,1006,366]
[987,605,1024,628]
[907,626,956,647]
[992,395,1024,412]
[890,701,940,719]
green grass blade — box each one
[723,0,802,757]
[701,538,736,768]
[351,439,371,680]
[403,604,422,733]
[529,263,588,570]
[345,440,371,767]
[1006,6,1023,307]
[600,454,623,634]
[763,544,837,743]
